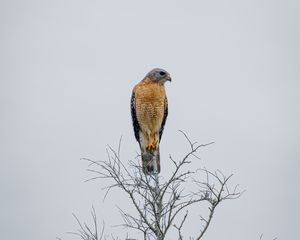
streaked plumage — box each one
[131,68,171,174]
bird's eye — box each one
[159,71,166,76]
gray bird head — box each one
[146,68,172,84]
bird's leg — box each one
[145,132,154,152]
[152,135,158,149]
[146,134,158,151]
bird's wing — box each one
[159,96,168,142]
[130,90,140,143]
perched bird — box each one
[131,68,171,174]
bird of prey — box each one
[131,68,171,174]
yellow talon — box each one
[146,143,154,151]
[146,139,158,151]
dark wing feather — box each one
[159,96,168,142]
[130,91,140,142]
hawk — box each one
[131,68,171,174]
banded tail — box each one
[141,147,160,175]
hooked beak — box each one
[166,75,172,82]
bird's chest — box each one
[135,85,165,129]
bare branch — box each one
[67,131,242,240]
[67,207,104,240]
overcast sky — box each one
[1,0,299,239]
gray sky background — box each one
[1,0,299,239]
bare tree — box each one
[65,131,242,240]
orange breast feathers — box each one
[133,80,166,150]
